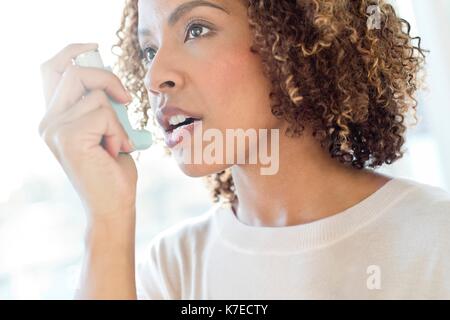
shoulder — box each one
[369,177,450,244]
[395,177,450,217]
[385,177,450,245]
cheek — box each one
[197,46,274,130]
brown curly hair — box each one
[111,0,427,204]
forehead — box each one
[138,0,231,43]
[138,0,229,25]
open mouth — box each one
[164,117,203,148]
[167,117,201,133]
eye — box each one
[185,22,213,42]
[141,47,157,64]
[140,21,214,65]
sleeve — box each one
[135,237,171,300]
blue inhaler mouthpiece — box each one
[73,49,152,152]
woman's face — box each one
[138,0,283,177]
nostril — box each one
[161,80,175,88]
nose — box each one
[144,46,185,97]
[147,79,176,96]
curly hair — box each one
[112,0,427,204]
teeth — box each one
[169,115,187,126]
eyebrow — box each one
[138,0,230,38]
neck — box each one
[230,125,391,227]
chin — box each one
[176,162,233,178]
[169,138,234,177]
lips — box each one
[156,105,203,148]
[156,106,202,133]
[164,119,203,148]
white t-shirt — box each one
[136,177,450,299]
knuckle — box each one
[38,114,58,141]
[40,127,56,156]
[38,118,47,138]
[90,89,109,104]
[62,64,79,78]
[113,73,124,87]
[64,43,79,52]
[107,71,126,91]
[98,104,120,128]
[53,125,72,149]
[102,103,117,119]
[40,124,56,147]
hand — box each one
[39,43,138,218]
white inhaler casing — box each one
[73,49,152,152]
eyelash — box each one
[140,19,215,65]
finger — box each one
[56,90,112,126]
[68,104,131,159]
[46,105,128,162]
[48,64,131,116]
[40,43,99,107]
[39,91,133,156]
[39,88,106,138]
[100,108,135,158]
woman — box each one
[39,0,450,299]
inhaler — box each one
[73,49,152,152]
